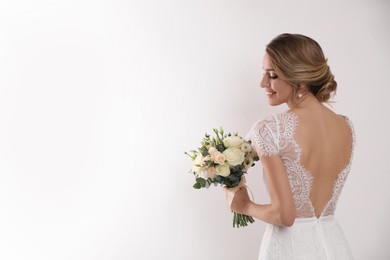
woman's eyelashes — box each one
[263,71,279,80]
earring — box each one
[297,93,303,98]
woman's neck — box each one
[288,93,323,111]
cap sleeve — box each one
[246,116,279,156]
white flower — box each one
[197,169,210,180]
[222,136,244,148]
[240,142,252,153]
[223,148,245,166]
[216,164,230,177]
[192,154,203,174]
[208,147,218,155]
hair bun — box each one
[311,66,337,102]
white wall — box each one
[0,0,389,259]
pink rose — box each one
[213,152,226,165]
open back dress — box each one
[247,111,355,260]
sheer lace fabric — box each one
[247,111,355,218]
[258,216,354,260]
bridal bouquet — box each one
[185,127,259,228]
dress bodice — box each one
[247,111,355,218]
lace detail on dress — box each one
[247,112,355,218]
[247,116,279,156]
[322,117,355,216]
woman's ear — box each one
[298,82,309,92]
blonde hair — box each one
[266,33,337,105]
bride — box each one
[226,33,354,259]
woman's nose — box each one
[260,75,269,88]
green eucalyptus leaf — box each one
[216,144,225,152]
[196,178,206,187]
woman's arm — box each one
[229,155,296,227]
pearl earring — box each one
[297,93,303,98]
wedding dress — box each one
[247,111,355,260]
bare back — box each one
[292,106,353,217]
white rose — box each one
[223,136,244,148]
[223,148,245,166]
[197,169,210,180]
[240,142,252,153]
[192,154,203,174]
[216,164,230,177]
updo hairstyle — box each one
[266,33,337,105]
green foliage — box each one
[193,183,201,189]
[193,177,212,189]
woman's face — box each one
[260,53,294,107]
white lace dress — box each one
[247,111,355,260]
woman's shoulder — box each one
[247,113,284,156]
[251,111,297,130]
[337,114,355,140]
[251,110,290,125]
[248,111,295,140]
[249,114,276,134]
[337,113,353,123]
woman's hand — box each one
[224,186,252,215]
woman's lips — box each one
[265,91,276,98]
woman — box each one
[227,34,355,259]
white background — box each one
[0,0,389,259]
